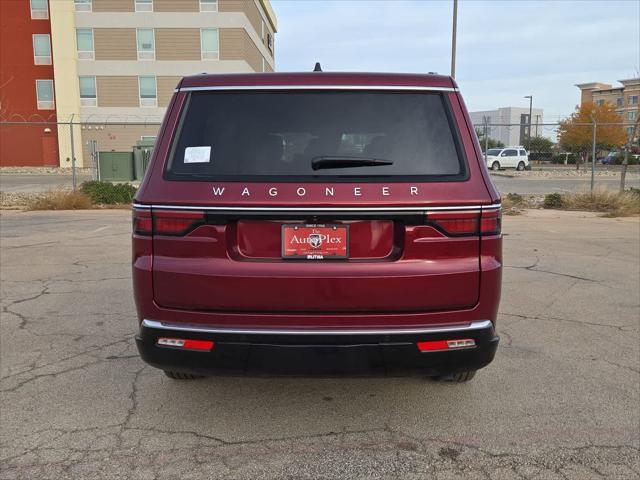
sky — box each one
[271,0,640,129]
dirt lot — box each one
[0,210,638,479]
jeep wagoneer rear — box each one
[133,72,501,381]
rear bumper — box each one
[136,319,499,376]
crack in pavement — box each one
[1,286,49,329]
[0,336,134,387]
[500,311,637,332]
[2,424,638,479]
[504,255,600,283]
[2,241,61,250]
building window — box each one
[616,97,623,107]
[200,28,219,60]
[200,0,217,12]
[139,76,157,107]
[137,29,155,60]
[30,0,48,19]
[76,28,94,60]
[267,33,273,54]
[629,111,637,121]
[32,34,51,65]
[74,0,92,11]
[630,96,639,105]
[628,126,635,136]
[35,80,54,109]
[595,99,604,107]
[79,76,97,107]
[135,0,153,12]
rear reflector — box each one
[417,338,476,352]
[157,337,214,351]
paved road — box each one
[490,173,640,194]
[1,171,639,195]
[0,174,92,193]
[1,210,639,479]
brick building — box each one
[0,0,59,166]
[0,0,277,167]
[576,79,640,139]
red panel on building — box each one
[0,0,59,166]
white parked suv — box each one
[485,146,529,171]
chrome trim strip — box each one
[141,319,493,336]
[481,203,502,211]
[132,203,151,210]
[178,85,458,93]
[133,203,494,213]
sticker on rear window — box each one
[184,146,211,164]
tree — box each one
[528,135,554,154]
[620,115,640,191]
[475,127,504,150]
[557,102,627,170]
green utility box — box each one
[133,139,155,181]
[98,152,135,181]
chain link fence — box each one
[0,119,162,189]
[1,119,638,192]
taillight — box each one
[133,209,152,235]
[426,207,501,237]
[480,209,501,235]
[132,209,205,236]
[153,210,205,236]
[427,211,479,236]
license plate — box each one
[282,224,349,260]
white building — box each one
[469,107,544,147]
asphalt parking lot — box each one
[1,209,639,479]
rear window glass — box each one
[166,91,467,182]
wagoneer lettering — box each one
[211,185,421,198]
[133,72,502,382]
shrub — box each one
[506,193,524,204]
[563,189,640,216]
[611,154,639,165]
[27,190,93,210]
[80,181,137,204]
[543,193,563,209]
[543,189,639,216]
[501,193,527,215]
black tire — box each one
[437,370,477,382]
[516,161,525,171]
[491,161,500,171]
[164,370,205,380]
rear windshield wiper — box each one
[311,156,394,171]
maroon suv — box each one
[133,72,501,382]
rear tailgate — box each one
[150,207,486,313]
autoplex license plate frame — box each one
[281,224,350,260]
